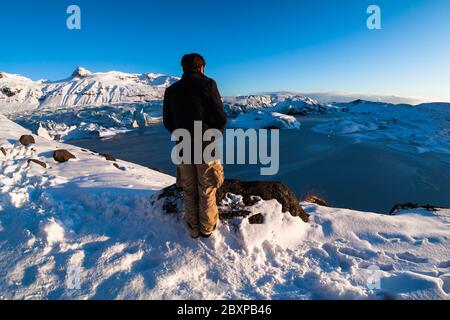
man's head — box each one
[181,53,206,74]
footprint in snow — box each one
[338,247,379,261]
[377,232,414,243]
[321,243,353,272]
[396,252,429,264]
[437,260,450,269]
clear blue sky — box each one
[1,0,449,101]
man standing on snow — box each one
[163,53,227,239]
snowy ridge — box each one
[1,115,449,299]
[223,94,343,116]
[0,68,178,113]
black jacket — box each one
[163,71,227,135]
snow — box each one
[223,94,343,117]
[4,69,447,156]
[0,73,43,113]
[0,67,178,114]
[1,115,449,300]
[8,103,163,141]
[228,111,301,129]
[312,101,450,155]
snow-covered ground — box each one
[1,115,449,300]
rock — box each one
[53,149,76,163]
[0,147,6,156]
[218,192,252,220]
[19,135,35,146]
[304,195,328,206]
[217,180,308,222]
[158,179,309,222]
[0,72,5,79]
[220,209,253,220]
[72,66,92,78]
[158,184,183,214]
[248,213,264,224]
[113,163,126,171]
[389,203,441,215]
[27,159,47,169]
[1,87,21,97]
[101,153,116,161]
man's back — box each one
[163,70,227,134]
[162,53,227,239]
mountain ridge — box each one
[0,67,179,113]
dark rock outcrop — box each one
[389,203,442,215]
[248,213,264,224]
[19,135,35,146]
[217,179,308,222]
[1,87,21,97]
[101,153,116,161]
[0,147,6,156]
[27,159,47,169]
[53,150,76,163]
[158,179,309,222]
[304,195,329,207]
[158,184,183,214]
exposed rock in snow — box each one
[158,179,309,222]
[53,149,76,163]
[0,115,449,300]
[228,111,301,129]
[27,158,47,169]
[389,203,444,215]
[71,66,93,78]
[0,73,43,113]
[19,134,35,146]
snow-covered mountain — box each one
[0,67,178,113]
[223,94,343,116]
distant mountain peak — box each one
[72,66,92,78]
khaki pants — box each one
[177,162,224,237]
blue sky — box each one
[1,0,449,101]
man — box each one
[163,53,227,239]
